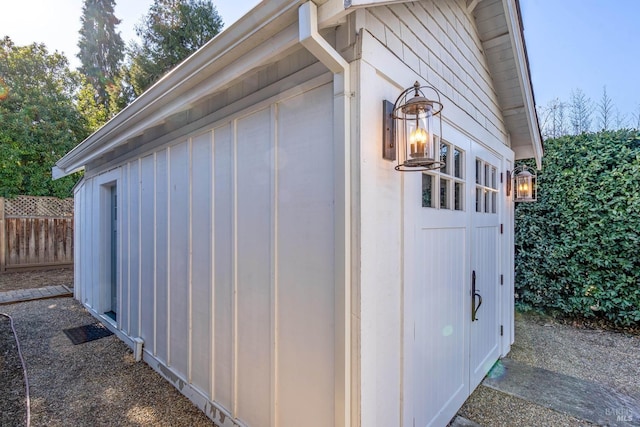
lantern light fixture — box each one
[512,164,537,202]
[383,81,444,171]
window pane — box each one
[476,187,482,212]
[454,182,463,211]
[491,167,497,189]
[491,192,497,213]
[440,143,449,175]
[484,189,491,213]
[440,178,449,209]
[422,174,433,208]
[454,149,462,178]
[475,160,481,184]
[484,164,490,187]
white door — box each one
[469,145,502,388]
[404,138,470,427]
[404,138,502,426]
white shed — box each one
[55,0,542,426]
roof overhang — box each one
[54,0,543,178]
[54,0,312,179]
[472,0,543,168]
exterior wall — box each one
[364,0,508,143]
[74,78,338,427]
[357,0,515,425]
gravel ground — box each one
[458,311,640,426]
[0,297,216,427]
[2,276,638,427]
[0,269,74,292]
[459,386,597,427]
[509,312,640,398]
[0,315,27,427]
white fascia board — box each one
[504,0,543,169]
[317,0,412,28]
[52,164,84,180]
[51,166,66,181]
[318,0,351,28]
[54,0,300,178]
[345,0,410,6]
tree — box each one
[596,85,614,131]
[633,104,640,130]
[539,98,568,139]
[0,37,88,198]
[106,66,136,114]
[614,108,628,130]
[128,0,223,96]
[77,78,109,132]
[77,0,125,114]
[569,88,592,134]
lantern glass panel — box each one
[512,166,537,202]
[391,82,444,171]
[516,174,532,200]
[405,111,433,164]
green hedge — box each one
[515,130,640,326]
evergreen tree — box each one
[77,0,125,113]
[128,0,223,96]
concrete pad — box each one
[0,285,72,305]
[483,358,640,426]
[449,415,482,427]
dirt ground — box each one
[0,269,73,292]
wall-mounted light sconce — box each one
[512,165,537,202]
[383,81,444,171]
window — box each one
[440,178,449,209]
[475,159,498,214]
[422,174,434,208]
[422,140,465,211]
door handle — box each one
[472,270,483,322]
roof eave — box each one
[54,0,303,178]
[505,0,543,168]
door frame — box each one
[96,169,121,325]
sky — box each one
[0,0,260,66]
[519,0,640,122]
[1,0,639,124]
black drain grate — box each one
[63,323,113,345]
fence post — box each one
[0,197,5,272]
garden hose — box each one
[1,312,31,427]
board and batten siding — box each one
[74,82,336,427]
[364,0,508,144]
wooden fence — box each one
[0,196,74,272]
